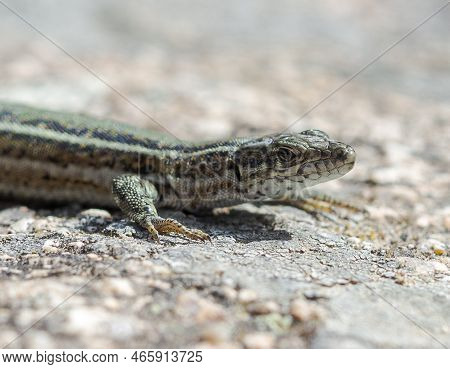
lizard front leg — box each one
[112,175,210,242]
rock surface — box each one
[0,0,449,348]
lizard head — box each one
[234,129,355,199]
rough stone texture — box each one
[0,0,449,348]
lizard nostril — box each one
[334,145,356,164]
[344,146,356,164]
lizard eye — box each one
[277,147,296,162]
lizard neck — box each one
[150,140,249,209]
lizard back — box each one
[0,102,180,206]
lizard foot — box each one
[149,218,211,242]
[272,194,365,218]
[306,194,365,213]
[112,175,211,243]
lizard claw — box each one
[152,218,211,243]
[146,225,161,243]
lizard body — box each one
[0,102,356,241]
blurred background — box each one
[0,0,448,212]
[0,0,448,135]
[0,0,449,348]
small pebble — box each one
[242,332,275,349]
[176,290,225,323]
[395,273,406,285]
[216,286,237,301]
[23,330,57,349]
[195,341,239,349]
[22,253,39,259]
[32,219,59,233]
[8,269,22,275]
[290,298,323,322]
[104,278,136,297]
[416,215,431,228]
[430,261,447,273]
[195,300,225,323]
[317,279,335,287]
[103,297,121,311]
[367,206,400,221]
[79,209,112,219]
[199,323,230,344]
[150,264,172,276]
[444,215,450,230]
[336,278,350,285]
[0,254,13,261]
[42,240,60,254]
[86,253,102,261]
[9,218,34,233]
[65,306,110,336]
[382,271,396,279]
[347,237,362,246]
[68,240,84,247]
[246,300,280,315]
[29,269,50,278]
[420,239,447,256]
[132,296,153,312]
[68,241,85,251]
[432,244,446,256]
[362,241,374,251]
[238,289,258,304]
[147,279,171,290]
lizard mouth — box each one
[294,145,356,183]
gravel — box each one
[0,0,449,349]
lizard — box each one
[0,102,356,242]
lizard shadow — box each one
[182,208,292,243]
[0,201,291,244]
[74,208,292,244]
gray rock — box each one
[0,0,449,349]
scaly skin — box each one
[0,102,356,241]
